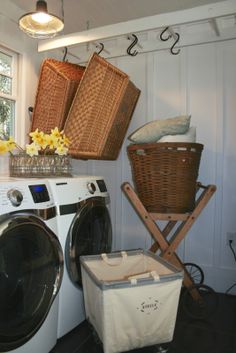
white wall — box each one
[70,39,236,295]
[0,1,55,172]
[2,2,236,294]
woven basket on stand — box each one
[127,142,204,213]
[31,58,85,133]
[64,53,140,160]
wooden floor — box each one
[50,292,236,353]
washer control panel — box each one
[0,179,54,213]
[28,184,50,203]
[7,189,23,207]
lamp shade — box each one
[18,0,64,39]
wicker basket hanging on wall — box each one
[31,53,140,160]
[31,58,85,133]
[64,53,140,160]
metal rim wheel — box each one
[182,284,219,319]
[184,262,204,285]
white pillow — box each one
[158,126,196,143]
[128,115,191,144]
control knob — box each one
[87,182,96,194]
[7,189,23,207]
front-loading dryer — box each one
[0,178,63,353]
[48,176,112,338]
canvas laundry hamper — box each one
[80,249,183,353]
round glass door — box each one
[66,198,112,287]
[0,215,63,352]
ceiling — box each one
[10,0,226,35]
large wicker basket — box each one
[127,142,203,213]
[31,58,85,133]
[64,53,140,160]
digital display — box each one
[96,179,107,192]
[29,184,50,203]
[32,185,45,193]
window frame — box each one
[0,46,18,138]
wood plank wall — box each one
[72,39,236,294]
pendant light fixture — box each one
[18,0,64,39]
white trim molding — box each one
[38,0,236,52]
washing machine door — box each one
[0,214,63,352]
[66,197,112,287]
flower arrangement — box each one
[1,127,72,177]
[0,127,70,156]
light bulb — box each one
[32,12,52,24]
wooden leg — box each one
[161,184,216,261]
[149,220,177,253]
[122,182,201,300]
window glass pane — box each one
[0,52,12,75]
[0,74,12,95]
[0,97,15,137]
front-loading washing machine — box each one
[0,177,63,353]
[48,176,112,338]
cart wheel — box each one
[92,329,102,346]
[182,284,219,319]
[155,344,169,352]
[184,262,204,285]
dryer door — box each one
[0,214,63,352]
[66,197,112,287]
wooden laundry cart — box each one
[122,182,216,302]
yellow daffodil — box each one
[51,127,63,139]
[5,137,16,152]
[45,134,58,150]
[61,134,70,147]
[26,142,40,157]
[55,145,68,155]
[0,140,8,154]
[0,128,70,158]
[29,128,44,142]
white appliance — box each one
[0,177,63,353]
[48,176,112,338]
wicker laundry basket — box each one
[64,53,140,160]
[127,142,203,213]
[31,58,85,133]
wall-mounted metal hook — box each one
[127,34,138,56]
[160,27,172,41]
[96,43,104,55]
[62,47,68,61]
[28,106,33,121]
[170,33,180,55]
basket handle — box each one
[101,251,127,266]
[128,271,160,285]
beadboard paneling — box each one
[68,39,236,293]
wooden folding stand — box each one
[122,182,216,301]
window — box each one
[0,48,17,138]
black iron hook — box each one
[127,34,138,56]
[96,43,104,55]
[160,27,172,41]
[28,106,33,121]
[62,47,68,61]
[170,33,180,55]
